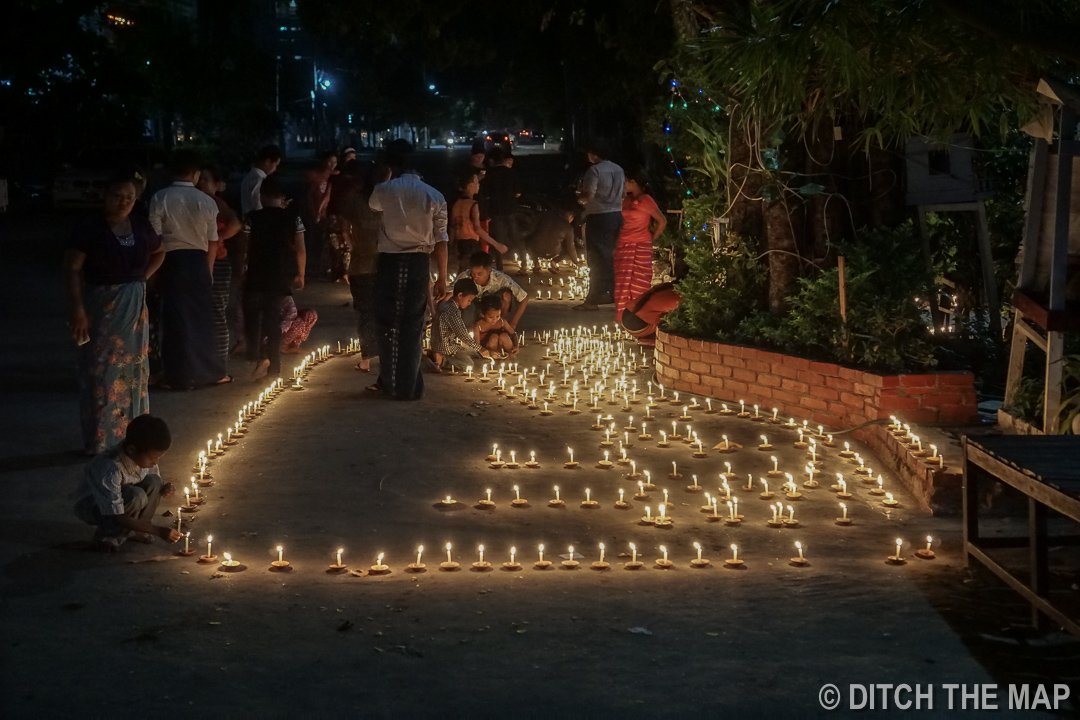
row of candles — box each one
[181,536,937,572]
[178,345,345,565]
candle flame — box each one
[224,553,232,561]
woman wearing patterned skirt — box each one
[64,175,165,454]
[197,166,242,371]
[613,170,666,321]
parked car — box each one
[53,145,169,209]
[483,132,513,152]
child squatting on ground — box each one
[73,414,183,551]
[473,293,520,358]
[429,277,491,370]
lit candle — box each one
[599,543,605,564]
[925,536,933,552]
[772,408,778,421]
[730,544,739,563]
[568,447,574,464]
[446,543,453,564]
[176,508,182,534]
[771,456,778,473]
[336,548,343,566]
[538,544,545,563]
[514,485,521,501]
[206,535,212,557]
[183,533,190,553]
[787,505,795,522]
[629,543,637,563]
[554,485,561,501]
[723,435,729,449]
[660,546,669,562]
[478,545,485,564]
[416,545,424,565]
[930,444,938,459]
[486,488,492,503]
[618,488,625,504]
[694,541,703,561]
[796,541,805,560]
[895,538,903,559]
[840,503,848,519]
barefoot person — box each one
[73,414,181,552]
[613,169,666,320]
[451,169,507,273]
[64,173,165,455]
[241,176,306,379]
[367,140,450,400]
[574,139,624,311]
[429,277,489,370]
[472,294,519,358]
[457,250,529,329]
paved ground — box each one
[1,174,1077,716]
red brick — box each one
[900,385,933,397]
[657,352,670,365]
[754,387,773,399]
[828,401,848,417]
[715,387,736,402]
[728,380,749,395]
[683,350,700,362]
[733,368,757,383]
[797,370,826,386]
[688,339,707,352]
[900,374,937,388]
[861,373,884,388]
[825,376,855,392]
[656,330,671,344]
[711,364,732,378]
[876,395,920,410]
[781,378,811,395]
[799,396,829,411]
[919,392,966,407]
[838,366,862,382]
[787,356,812,371]
[748,359,772,374]
[680,371,701,384]
[671,357,690,371]
[758,350,784,365]
[690,361,710,374]
[724,356,747,369]
[811,385,840,402]
[758,374,782,388]
[940,373,975,386]
[849,412,868,427]
[880,375,901,388]
[690,383,710,396]
[703,375,724,388]
[771,389,800,405]
[839,391,865,408]
[700,352,722,366]
[853,382,875,397]
[669,335,688,349]
[810,361,838,376]
[775,364,800,380]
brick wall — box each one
[655,330,976,514]
[655,330,978,430]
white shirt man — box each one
[369,172,449,253]
[148,180,219,259]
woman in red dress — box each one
[613,170,666,320]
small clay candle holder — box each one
[440,561,460,571]
[691,558,711,568]
[614,499,632,510]
[724,557,744,568]
[269,560,291,571]
[686,481,702,492]
[838,449,855,459]
[782,518,800,528]
[789,556,809,567]
[678,413,692,422]
[759,490,775,500]
[656,438,671,448]
[328,563,347,573]
[177,547,196,557]
[655,558,674,569]
[539,408,554,416]
[883,497,900,508]
[639,513,655,526]
[803,479,819,489]
[525,459,540,469]
[767,518,784,528]
[869,486,885,497]
[504,460,520,470]
[439,498,458,508]
[638,432,653,441]
[599,438,615,448]
[534,559,552,570]
[580,498,598,509]
[597,459,613,469]
[668,433,683,442]
[642,480,657,491]
[477,498,495,509]
[511,497,529,508]
[808,458,826,468]
[561,558,580,570]
[591,561,610,571]
[737,410,751,419]
[548,497,564,508]
[501,560,521,571]
[471,561,492,572]
[926,455,943,466]
[180,504,199,514]
[633,491,649,501]
[886,554,907,565]
[692,448,708,458]
[837,490,853,500]
[793,440,809,450]
[669,472,683,482]
[916,547,936,560]
[623,424,637,434]
[725,517,742,527]
[854,466,870,476]
[564,460,579,469]
[835,516,853,526]
[786,489,803,500]
[616,455,631,466]
[717,444,738,455]
[654,517,673,528]
[197,554,217,564]
[624,560,644,570]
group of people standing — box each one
[64,144,320,454]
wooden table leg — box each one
[963,438,979,568]
[1030,498,1049,630]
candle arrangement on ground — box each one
[328,548,347,573]
[270,545,290,571]
[916,536,936,559]
[790,541,808,566]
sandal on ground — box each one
[355,360,371,372]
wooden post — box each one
[974,200,1002,340]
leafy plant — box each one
[1056,355,1080,434]
[1010,377,1045,426]
[664,236,766,339]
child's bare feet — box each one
[252,359,270,379]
